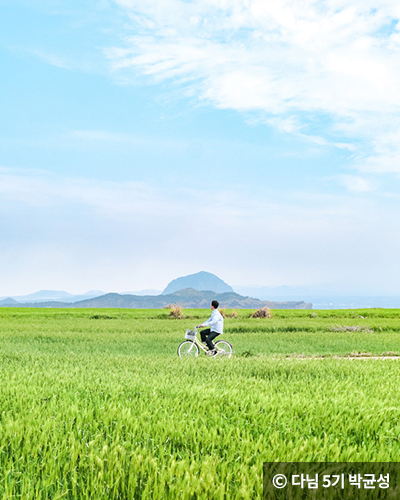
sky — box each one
[1,0,400,296]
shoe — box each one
[205,350,213,356]
[211,350,218,357]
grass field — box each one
[1,307,400,499]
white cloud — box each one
[1,168,400,294]
[66,129,185,150]
[106,0,400,174]
[30,49,73,69]
[11,45,98,73]
[339,174,376,192]
[0,167,173,217]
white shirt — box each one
[203,309,224,334]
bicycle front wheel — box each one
[177,340,199,358]
[215,340,233,358]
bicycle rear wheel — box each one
[177,340,199,358]
[214,340,233,358]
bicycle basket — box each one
[185,329,196,340]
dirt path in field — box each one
[335,356,400,360]
[288,355,400,360]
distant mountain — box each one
[1,288,312,309]
[0,297,19,305]
[234,285,315,301]
[233,285,400,309]
[162,271,234,295]
[0,290,105,303]
[17,290,73,301]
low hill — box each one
[162,271,234,295]
[0,297,19,306]
[2,288,312,309]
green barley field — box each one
[1,307,400,499]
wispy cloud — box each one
[30,49,74,69]
[1,168,399,293]
[9,45,99,73]
[106,0,400,174]
[67,129,185,150]
[0,167,172,217]
[339,174,376,192]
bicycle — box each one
[177,327,233,358]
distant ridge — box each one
[162,271,234,295]
[0,288,312,309]
[0,290,105,304]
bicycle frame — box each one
[188,328,224,355]
[191,334,209,353]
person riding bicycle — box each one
[197,300,223,356]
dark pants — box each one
[200,329,220,350]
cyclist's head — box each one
[211,300,219,309]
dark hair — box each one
[211,300,219,309]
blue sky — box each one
[1,0,400,296]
